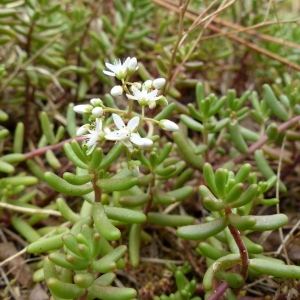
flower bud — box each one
[127,57,138,75]
[111,85,123,97]
[153,78,166,89]
[73,104,93,114]
[143,80,153,90]
[159,119,179,131]
[132,82,142,90]
[90,98,103,106]
[92,107,104,117]
[157,96,168,106]
[128,160,140,177]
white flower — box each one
[111,85,123,97]
[83,119,105,155]
[126,85,162,109]
[153,78,166,89]
[159,119,179,131]
[92,107,103,117]
[103,57,138,80]
[73,104,93,114]
[105,114,153,152]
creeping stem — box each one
[224,206,249,281]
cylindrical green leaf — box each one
[48,252,87,270]
[224,183,244,204]
[129,223,141,268]
[249,214,288,231]
[47,277,85,299]
[89,147,103,169]
[177,218,227,240]
[104,206,146,224]
[27,232,67,253]
[229,121,248,154]
[63,172,94,185]
[254,150,286,192]
[229,184,258,208]
[180,115,203,132]
[13,122,24,153]
[11,216,41,243]
[93,202,121,241]
[56,198,80,224]
[92,245,127,273]
[0,153,25,164]
[45,150,61,169]
[148,212,194,227]
[249,258,300,278]
[40,112,56,144]
[119,193,150,207]
[197,242,230,260]
[74,273,94,288]
[0,160,14,173]
[242,236,263,254]
[63,142,88,169]
[100,142,124,169]
[227,213,256,231]
[87,285,137,300]
[235,163,251,183]
[203,163,219,197]
[263,84,289,121]
[215,168,228,199]
[97,177,138,192]
[44,172,93,196]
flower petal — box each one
[146,89,159,100]
[105,131,122,141]
[131,86,142,98]
[86,143,97,155]
[112,113,125,129]
[140,138,153,147]
[105,62,118,72]
[95,118,102,131]
[127,116,140,131]
[130,133,143,146]
[103,70,115,76]
[126,94,138,100]
[122,139,134,152]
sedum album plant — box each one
[1,1,300,299]
[26,57,191,300]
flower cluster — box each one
[73,57,179,173]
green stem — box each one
[92,171,101,203]
[143,174,155,215]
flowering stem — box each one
[104,108,125,115]
[128,99,134,118]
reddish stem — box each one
[207,282,229,300]
[24,137,85,159]
[232,115,300,165]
